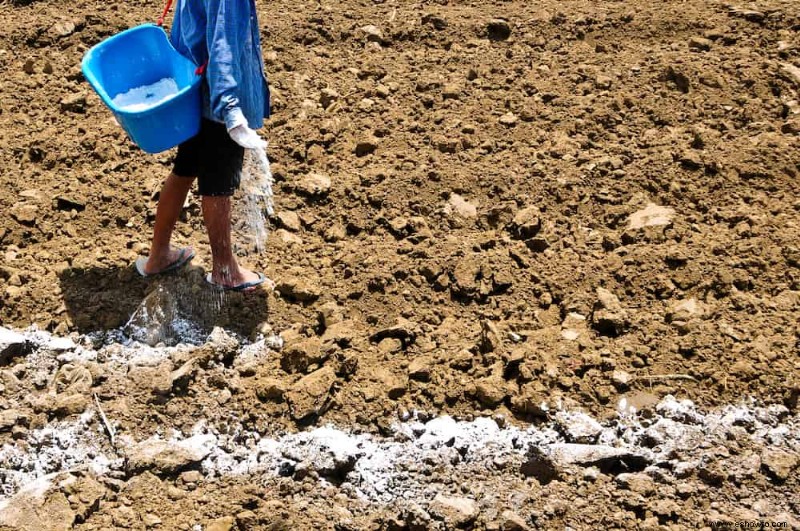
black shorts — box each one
[173,119,244,196]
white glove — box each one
[228,123,267,150]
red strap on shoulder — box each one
[195,61,208,76]
[157,0,174,27]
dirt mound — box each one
[0,0,799,528]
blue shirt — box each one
[169,0,270,130]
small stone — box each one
[612,370,632,387]
[520,446,561,484]
[545,443,647,471]
[54,364,93,394]
[499,112,518,126]
[10,204,38,226]
[429,494,480,527]
[667,298,701,333]
[679,150,703,170]
[595,74,613,89]
[22,59,35,75]
[688,37,712,51]
[367,367,408,399]
[487,19,511,41]
[509,206,541,239]
[360,25,384,44]
[628,203,675,230]
[276,211,301,232]
[180,470,203,484]
[729,7,765,22]
[447,193,478,218]
[321,319,358,346]
[323,223,346,242]
[370,317,419,347]
[295,173,331,196]
[170,359,198,390]
[124,434,216,475]
[554,411,603,443]
[377,337,403,354]
[51,20,76,37]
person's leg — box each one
[202,194,262,287]
[143,173,196,274]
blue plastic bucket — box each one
[82,24,202,154]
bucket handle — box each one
[156,0,174,27]
[156,0,208,76]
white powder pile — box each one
[112,78,179,112]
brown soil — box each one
[0,0,799,529]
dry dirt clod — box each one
[0,409,25,432]
[205,516,236,531]
[428,494,480,526]
[286,365,337,421]
[59,93,87,113]
[591,287,630,337]
[294,173,331,196]
[688,37,712,51]
[276,274,322,303]
[760,449,799,482]
[9,203,38,226]
[360,25,385,44]
[0,472,103,531]
[500,510,530,531]
[123,434,216,475]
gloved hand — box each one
[228,123,267,150]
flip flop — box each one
[135,248,195,278]
[205,272,270,292]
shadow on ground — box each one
[58,264,269,341]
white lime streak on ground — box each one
[111,78,180,112]
[1,328,797,505]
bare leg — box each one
[144,173,196,274]
[202,195,262,287]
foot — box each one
[210,265,275,292]
[143,246,195,276]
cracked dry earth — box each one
[0,0,799,529]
